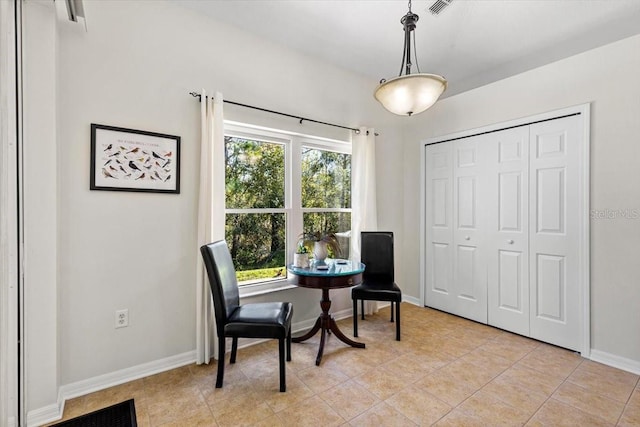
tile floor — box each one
[50,304,640,426]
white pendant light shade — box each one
[374,0,447,116]
[374,73,447,116]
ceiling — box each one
[176,0,640,98]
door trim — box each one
[0,0,22,425]
[420,103,590,356]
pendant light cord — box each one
[398,0,420,77]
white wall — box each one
[23,1,60,417]
[20,0,405,417]
[28,0,640,418]
[402,34,640,365]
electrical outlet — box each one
[115,309,129,328]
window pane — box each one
[225,213,286,284]
[225,136,285,209]
[301,148,351,208]
[303,212,351,259]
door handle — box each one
[507,239,514,244]
[464,236,470,240]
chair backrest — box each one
[200,240,240,330]
[361,231,394,283]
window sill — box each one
[238,278,298,299]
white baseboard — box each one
[332,307,355,322]
[41,309,355,416]
[292,307,353,334]
[26,305,405,425]
[292,314,320,335]
[402,295,422,306]
[59,350,196,401]
[238,308,355,350]
[589,349,640,375]
[27,402,62,427]
[28,351,196,426]
[41,310,352,423]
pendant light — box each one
[374,0,447,116]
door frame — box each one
[420,103,591,357]
[1,0,22,425]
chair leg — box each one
[361,299,365,320]
[390,301,394,322]
[216,336,225,388]
[353,298,358,337]
[278,338,286,392]
[396,301,401,341]
[230,337,238,364]
[286,326,292,362]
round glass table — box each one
[287,259,366,366]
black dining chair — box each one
[351,231,402,341]
[200,240,293,392]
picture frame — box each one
[90,124,180,194]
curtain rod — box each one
[189,92,369,135]
[425,112,581,146]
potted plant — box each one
[293,241,310,268]
[299,231,341,263]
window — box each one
[301,147,351,259]
[224,137,286,284]
[224,123,351,294]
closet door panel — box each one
[499,172,523,231]
[529,116,583,351]
[498,250,524,310]
[425,143,455,313]
[535,254,565,321]
[536,167,565,234]
[486,128,530,336]
[456,245,479,301]
[431,243,451,294]
[452,139,487,322]
[424,109,587,353]
[457,176,476,228]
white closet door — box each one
[485,127,530,335]
[452,139,487,323]
[424,143,455,314]
[529,115,583,351]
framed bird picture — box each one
[90,124,180,194]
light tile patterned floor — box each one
[51,304,640,426]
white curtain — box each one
[350,127,379,315]
[196,90,225,364]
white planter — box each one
[313,241,329,263]
[293,253,309,268]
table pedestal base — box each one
[293,288,365,365]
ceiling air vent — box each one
[428,0,453,16]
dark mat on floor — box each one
[51,399,137,427]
